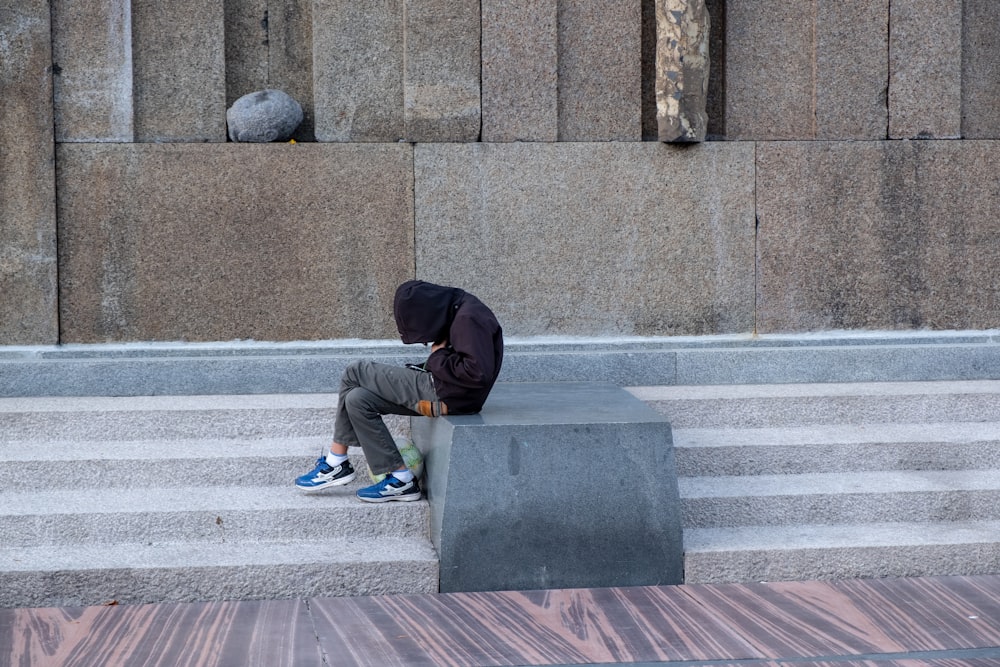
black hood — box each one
[393,280,465,344]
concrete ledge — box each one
[2,331,1000,397]
[412,382,683,592]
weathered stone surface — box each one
[558,1,642,141]
[57,144,414,343]
[403,0,481,142]
[962,0,1000,138]
[131,0,227,142]
[705,0,726,138]
[757,141,1000,333]
[889,0,962,139]
[313,0,403,142]
[223,0,268,114]
[51,0,133,142]
[226,89,303,142]
[414,143,755,337]
[725,0,814,139]
[656,0,710,142]
[481,0,557,142]
[266,0,315,142]
[0,1,58,344]
[726,0,889,140]
[815,1,888,139]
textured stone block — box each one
[131,0,227,142]
[266,0,315,142]
[414,142,756,337]
[725,0,814,139]
[815,1,889,140]
[56,144,414,343]
[313,0,403,142]
[481,0,557,142]
[0,1,58,345]
[962,0,1000,138]
[404,0,481,141]
[558,0,642,141]
[757,141,1000,333]
[414,382,683,592]
[726,0,889,140]
[656,0,710,142]
[51,0,133,142]
[223,0,268,113]
[889,0,962,139]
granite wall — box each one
[2,0,999,344]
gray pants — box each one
[334,360,438,474]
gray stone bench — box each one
[412,382,683,593]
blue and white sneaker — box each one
[356,475,422,503]
[295,456,356,491]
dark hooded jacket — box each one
[394,280,503,414]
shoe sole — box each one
[295,471,357,492]
[357,492,422,503]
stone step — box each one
[0,485,430,547]
[0,393,432,608]
[0,436,329,490]
[683,520,1000,584]
[680,470,1000,528]
[0,537,439,608]
[0,394,341,440]
[673,422,1000,476]
[630,380,1000,428]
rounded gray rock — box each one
[226,89,303,142]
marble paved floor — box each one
[2,575,999,666]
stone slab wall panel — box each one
[726,0,890,141]
[56,144,414,343]
[481,0,558,142]
[0,1,58,345]
[557,0,642,141]
[266,0,315,141]
[889,0,962,139]
[414,142,756,337]
[51,0,133,142]
[132,0,227,142]
[815,1,889,140]
[312,0,404,142]
[962,0,1000,138]
[757,141,1000,333]
[224,0,269,117]
[403,0,481,142]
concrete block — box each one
[889,0,962,139]
[403,0,481,141]
[131,0,227,142]
[414,142,756,337]
[51,0,133,142]
[962,0,1000,138]
[481,0,558,142]
[413,382,683,592]
[756,141,1000,333]
[56,144,414,343]
[312,0,404,142]
[558,0,642,141]
[0,1,58,345]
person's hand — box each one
[431,339,448,353]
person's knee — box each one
[344,386,379,417]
